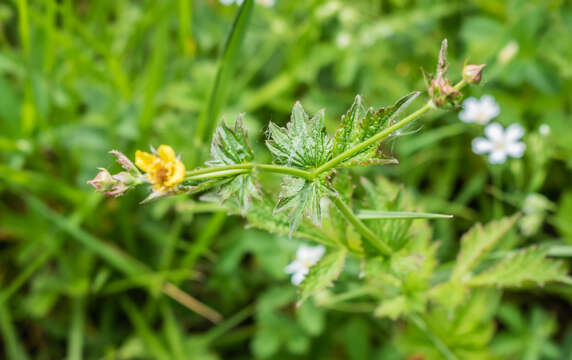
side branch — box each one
[330,196,392,257]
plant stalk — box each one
[185,163,313,181]
[310,80,467,178]
[330,196,392,256]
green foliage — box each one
[397,290,500,360]
[275,177,332,236]
[207,117,260,213]
[469,246,571,288]
[492,305,561,359]
[332,92,418,167]
[298,250,347,305]
[451,215,519,283]
[266,102,332,169]
[1,0,572,359]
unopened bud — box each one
[87,168,115,192]
[463,64,486,85]
[109,150,139,173]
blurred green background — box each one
[1,0,572,358]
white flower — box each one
[285,245,325,286]
[472,122,526,164]
[459,95,500,125]
[539,124,550,136]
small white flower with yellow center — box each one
[285,245,325,286]
[472,122,526,164]
[459,95,500,125]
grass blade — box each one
[25,194,222,323]
[357,210,453,220]
[195,0,254,145]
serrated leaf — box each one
[217,174,261,215]
[266,102,332,168]
[468,246,572,288]
[298,250,346,305]
[332,92,419,166]
[374,296,407,320]
[240,192,338,247]
[274,177,333,237]
[451,215,519,283]
[206,117,260,213]
[207,115,254,166]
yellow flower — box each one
[135,145,185,191]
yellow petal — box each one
[157,145,176,162]
[165,160,186,187]
[135,150,157,173]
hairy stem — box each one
[311,80,467,178]
[330,196,392,256]
[408,313,458,360]
[185,163,313,181]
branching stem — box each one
[310,80,466,178]
[330,196,392,257]
[185,163,313,181]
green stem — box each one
[185,163,313,181]
[186,169,250,181]
[408,313,458,360]
[310,80,467,178]
[330,196,392,256]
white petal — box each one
[459,98,478,122]
[484,122,504,142]
[219,0,235,4]
[506,141,526,158]
[297,244,325,264]
[285,261,304,275]
[488,150,507,164]
[291,269,308,286]
[480,95,500,120]
[505,123,525,142]
[472,137,493,154]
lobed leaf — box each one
[298,250,347,305]
[266,102,332,168]
[331,92,419,167]
[468,246,572,288]
[206,117,260,213]
[274,177,333,237]
[451,215,519,283]
[207,115,254,166]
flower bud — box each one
[463,64,486,85]
[109,150,139,173]
[87,168,115,192]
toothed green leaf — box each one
[241,192,339,247]
[332,92,419,167]
[452,215,519,283]
[298,250,346,305]
[208,115,254,166]
[274,177,333,237]
[266,102,332,168]
[207,117,259,213]
[468,246,572,288]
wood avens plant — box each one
[89,40,570,357]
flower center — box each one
[493,139,506,152]
[476,111,488,124]
[154,166,170,185]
